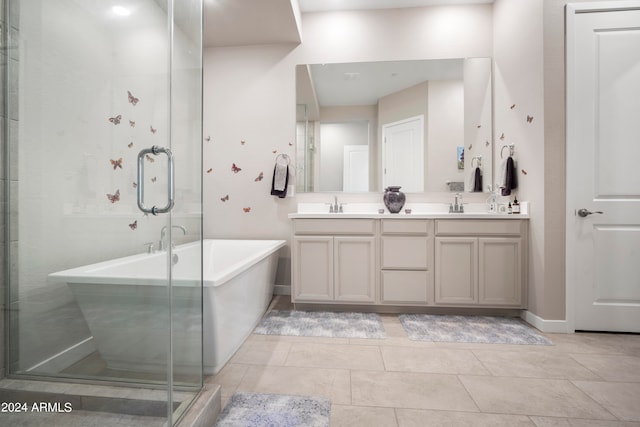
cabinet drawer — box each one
[381,219,431,235]
[381,271,431,304]
[381,236,431,269]
[294,219,376,235]
[435,220,522,236]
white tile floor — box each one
[207,296,640,427]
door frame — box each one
[565,0,640,333]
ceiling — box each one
[310,59,465,106]
[204,0,493,47]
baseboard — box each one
[521,310,570,333]
[273,285,291,295]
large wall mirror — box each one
[295,57,492,193]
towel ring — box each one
[500,144,514,159]
[471,156,482,168]
[276,153,290,166]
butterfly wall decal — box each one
[288,142,293,146]
[127,90,139,106]
[272,150,277,154]
[231,163,241,173]
[485,140,490,147]
[510,104,516,109]
[132,182,137,188]
[106,189,120,203]
[468,144,473,151]
[476,125,481,129]
[129,220,138,230]
[129,120,135,127]
[108,115,122,125]
[254,172,264,182]
[128,142,134,148]
[151,176,157,183]
[220,195,229,202]
[145,154,155,163]
[521,169,528,175]
[243,207,251,213]
[206,168,213,174]
[240,140,246,145]
[526,115,534,123]
[205,136,211,142]
[110,158,123,170]
[150,125,157,134]
[499,133,505,140]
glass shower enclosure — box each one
[3,0,203,424]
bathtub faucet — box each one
[159,225,187,251]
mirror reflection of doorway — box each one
[343,145,369,192]
[382,115,424,192]
[319,121,370,192]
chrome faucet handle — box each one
[144,242,155,254]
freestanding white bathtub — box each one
[48,239,286,375]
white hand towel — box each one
[273,159,288,192]
[498,158,508,189]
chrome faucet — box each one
[449,193,464,213]
[159,225,187,251]
[329,196,342,213]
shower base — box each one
[0,378,218,426]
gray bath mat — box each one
[215,392,330,427]
[254,310,386,339]
[399,314,552,345]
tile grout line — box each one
[567,378,628,422]
[565,352,607,382]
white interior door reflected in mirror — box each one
[319,121,370,192]
[343,145,369,192]
[382,115,424,192]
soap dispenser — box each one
[512,197,520,214]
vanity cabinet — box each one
[380,219,434,305]
[291,216,527,309]
[434,220,527,307]
[292,219,376,303]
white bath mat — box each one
[399,314,553,345]
[254,310,386,339]
[215,392,330,427]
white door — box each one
[382,115,424,192]
[343,145,369,192]
[566,2,640,332]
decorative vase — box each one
[383,186,406,213]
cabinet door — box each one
[292,236,333,301]
[381,270,431,304]
[334,236,376,303]
[435,237,478,304]
[479,237,522,306]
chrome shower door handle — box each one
[137,145,175,215]
[577,208,604,218]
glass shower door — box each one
[6,0,202,424]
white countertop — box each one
[288,202,530,219]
